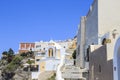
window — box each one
[36,45,41,48]
[114,67,116,71]
[41,53,45,56]
[36,59,40,61]
[86,47,90,61]
[99,65,101,73]
[43,48,45,50]
[78,45,80,55]
[48,48,53,57]
[30,48,32,51]
[102,38,106,45]
[40,49,41,51]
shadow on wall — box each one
[89,45,113,80]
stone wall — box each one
[89,45,113,80]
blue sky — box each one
[0,0,93,55]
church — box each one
[31,39,73,80]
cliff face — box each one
[65,38,77,56]
[0,60,25,80]
[0,53,35,80]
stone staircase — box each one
[13,70,29,80]
[38,71,55,80]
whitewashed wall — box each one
[45,59,60,71]
[98,0,120,35]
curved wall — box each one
[113,37,120,80]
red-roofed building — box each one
[19,43,35,53]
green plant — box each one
[4,56,23,72]
[26,59,34,65]
[72,49,76,59]
[48,73,56,80]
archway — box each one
[102,38,107,45]
[113,37,120,80]
[48,48,53,57]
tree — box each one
[7,48,15,63]
[72,50,76,65]
[8,48,14,56]
[2,51,7,56]
[12,56,22,65]
[5,56,22,72]
[72,50,76,59]
[26,59,34,65]
[26,51,34,58]
[20,52,27,57]
[2,51,8,60]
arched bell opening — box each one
[48,48,54,57]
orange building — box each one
[19,43,35,53]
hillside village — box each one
[18,38,77,80]
[0,0,120,80]
[0,38,77,80]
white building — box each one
[32,39,73,80]
[34,42,48,52]
[77,0,120,80]
[85,0,120,46]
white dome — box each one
[49,40,54,43]
[49,40,62,49]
